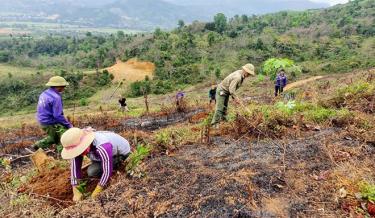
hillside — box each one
[0,1,375,216]
[1,68,374,217]
[0,0,373,115]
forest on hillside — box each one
[0,0,373,114]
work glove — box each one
[72,186,83,202]
[91,185,104,199]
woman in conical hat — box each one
[61,127,131,201]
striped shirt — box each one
[71,131,131,187]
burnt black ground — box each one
[122,108,205,131]
[60,128,369,217]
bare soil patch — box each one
[106,58,155,82]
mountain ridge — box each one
[0,0,331,30]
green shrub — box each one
[79,98,89,106]
[155,131,170,146]
[125,144,152,177]
[337,81,374,98]
[359,181,375,203]
[304,107,337,123]
[96,70,114,86]
[275,100,297,115]
[262,58,295,80]
[253,74,265,85]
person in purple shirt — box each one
[275,69,287,97]
[33,76,72,150]
[175,90,185,111]
[60,127,131,201]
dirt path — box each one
[284,76,325,91]
[60,128,371,217]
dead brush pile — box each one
[141,100,195,117]
[73,113,122,130]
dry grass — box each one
[263,197,289,217]
[1,69,374,217]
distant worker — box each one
[275,69,287,97]
[211,64,256,126]
[176,90,185,110]
[209,85,217,105]
[118,95,129,112]
[60,127,131,201]
[33,76,72,150]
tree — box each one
[241,14,248,23]
[178,20,185,29]
[154,28,163,38]
[117,31,125,39]
[214,13,227,34]
[203,22,215,32]
[0,51,11,62]
[207,32,216,46]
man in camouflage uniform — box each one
[211,64,256,126]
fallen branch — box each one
[9,149,55,163]
[29,192,73,204]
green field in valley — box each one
[0,21,142,37]
[0,64,48,79]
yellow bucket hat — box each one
[60,128,95,160]
[45,76,69,87]
[242,63,255,76]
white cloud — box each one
[309,0,349,6]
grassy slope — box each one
[0,66,372,128]
[0,64,48,78]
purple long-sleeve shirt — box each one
[281,75,287,87]
[70,131,131,187]
[275,75,287,87]
[36,88,72,128]
[71,143,113,187]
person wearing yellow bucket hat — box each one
[211,63,256,126]
[33,76,72,150]
[60,127,131,201]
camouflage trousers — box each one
[34,124,68,150]
[211,88,229,125]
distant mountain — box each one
[164,0,329,16]
[0,0,330,30]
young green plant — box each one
[125,144,152,178]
